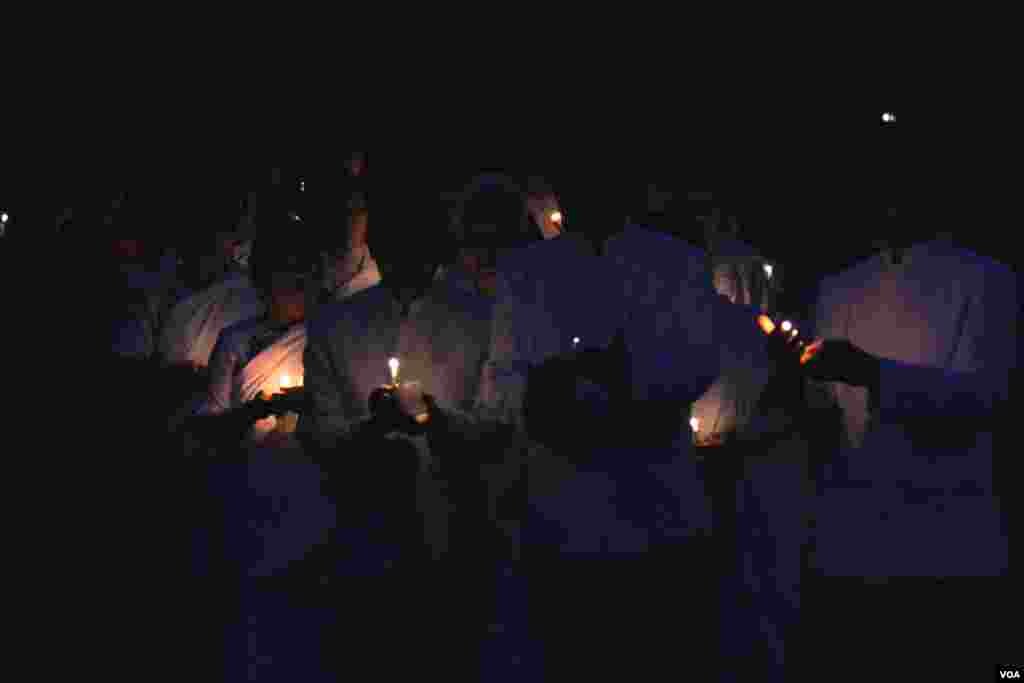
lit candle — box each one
[763,263,773,279]
[791,328,799,339]
[689,417,700,432]
[800,339,823,365]
[550,210,563,225]
[757,315,776,335]
[781,320,793,333]
[572,336,581,348]
[388,357,400,387]
[280,374,292,391]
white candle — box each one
[791,328,799,339]
[388,357,400,386]
[572,336,581,348]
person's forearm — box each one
[187,403,262,448]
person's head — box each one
[452,175,535,295]
[249,232,315,326]
[525,176,564,240]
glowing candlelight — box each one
[388,357,400,386]
[280,374,292,390]
[800,339,823,365]
[781,320,793,333]
[757,315,776,335]
[689,417,700,432]
[550,210,563,224]
[763,263,773,279]
[791,328,799,339]
[572,336,581,347]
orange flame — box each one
[757,315,776,335]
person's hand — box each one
[799,338,881,388]
[264,387,307,415]
[368,383,432,435]
[246,395,276,422]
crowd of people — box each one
[91,153,1016,680]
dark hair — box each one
[461,187,529,241]
[525,175,555,198]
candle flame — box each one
[781,320,793,333]
[791,328,799,338]
[280,374,292,389]
[572,336,580,346]
[550,210,563,224]
[763,263,773,279]
[800,339,823,365]
[388,357,400,384]
[690,417,700,432]
[757,315,776,335]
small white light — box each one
[882,112,894,122]
[762,263,773,279]
[388,357,400,385]
[0,213,8,224]
[550,210,563,224]
[299,180,305,192]
[781,320,793,333]
[791,328,799,338]
[689,417,700,432]
[572,336,581,346]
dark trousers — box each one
[793,575,1017,680]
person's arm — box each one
[194,331,236,416]
[297,325,383,455]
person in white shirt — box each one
[493,209,787,678]
[158,220,264,371]
[298,183,534,679]
[797,227,1017,677]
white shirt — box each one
[812,237,1016,576]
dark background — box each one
[5,115,1010,320]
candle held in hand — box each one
[550,210,563,224]
[757,315,776,336]
[280,374,293,391]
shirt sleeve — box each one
[298,322,371,453]
[474,291,529,433]
[876,358,1009,423]
[195,331,237,416]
